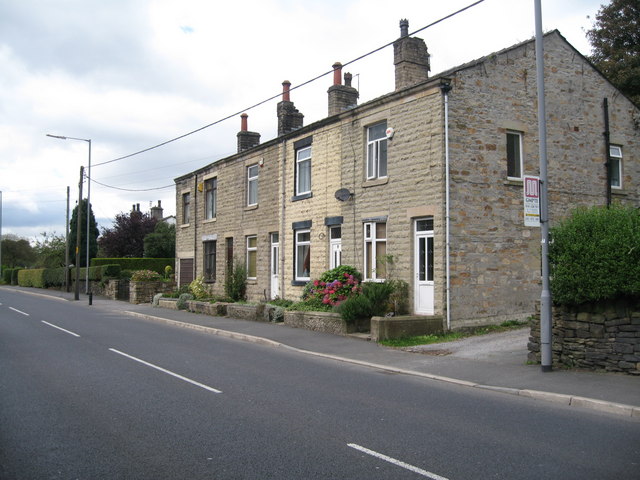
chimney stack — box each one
[150,200,164,221]
[277,80,304,136]
[237,113,261,153]
[328,62,359,116]
[393,19,430,90]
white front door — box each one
[414,218,434,315]
[270,233,280,299]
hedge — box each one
[3,268,15,284]
[549,204,640,305]
[18,269,46,288]
[92,258,173,275]
[14,264,122,289]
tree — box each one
[1,235,36,268]
[143,222,175,258]
[69,199,99,267]
[99,210,157,258]
[586,0,640,106]
[33,232,67,268]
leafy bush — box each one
[18,269,46,288]
[130,269,163,282]
[302,265,363,306]
[268,298,294,308]
[549,204,640,305]
[101,264,121,278]
[336,281,395,323]
[224,260,247,301]
[189,276,208,299]
[3,268,15,284]
[176,293,194,310]
[387,279,410,315]
[336,294,373,324]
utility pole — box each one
[65,186,70,292]
[74,167,83,301]
[535,0,553,372]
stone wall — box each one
[528,298,640,375]
[371,315,444,342]
[129,281,176,304]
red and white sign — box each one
[523,175,540,227]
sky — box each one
[0,0,605,243]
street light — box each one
[47,134,92,295]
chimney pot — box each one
[344,72,353,87]
[282,81,291,102]
[332,62,342,86]
[240,113,248,132]
[400,19,409,37]
[158,200,161,208]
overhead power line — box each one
[92,0,485,169]
[90,177,174,192]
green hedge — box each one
[3,268,14,284]
[13,264,122,289]
[92,258,173,275]
[18,269,46,288]
[549,204,640,305]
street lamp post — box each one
[47,134,92,295]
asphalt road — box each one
[1,290,639,479]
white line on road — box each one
[108,348,222,394]
[9,307,29,316]
[41,321,80,337]
[348,443,449,480]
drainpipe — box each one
[440,80,452,331]
[280,139,287,298]
[193,173,198,281]
[603,98,612,207]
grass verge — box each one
[379,320,529,347]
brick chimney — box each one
[277,80,304,136]
[328,62,359,116]
[393,19,430,90]
[237,113,261,153]
[150,200,164,221]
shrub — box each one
[130,269,162,282]
[387,279,410,315]
[336,294,373,324]
[302,265,363,307]
[189,276,208,299]
[224,260,247,301]
[18,269,46,288]
[91,258,174,275]
[336,281,395,323]
[2,268,13,284]
[268,298,294,308]
[101,264,121,278]
[549,204,640,305]
[176,293,194,310]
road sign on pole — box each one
[523,175,540,227]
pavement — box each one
[3,286,639,418]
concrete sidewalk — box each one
[3,286,639,418]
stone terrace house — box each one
[175,22,639,330]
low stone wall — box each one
[528,297,640,375]
[129,281,176,304]
[158,298,178,309]
[186,300,228,316]
[371,315,444,342]
[226,303,266,322]
[284,311,367,335]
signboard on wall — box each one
[524,175,540,227]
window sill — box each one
[247,279,257,285]
[203,218,217,224]
[611,189,627,196]
[204,280,216,284]
[244,204,258,212]
[291,280,308,286]
[180,223,191,228]
[503,179,523,186]
[291,192,312,202]
[363,177,388,188]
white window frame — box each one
[366,122,388,180]
[506,131,523,180]
[296,146,312,196]
[294,229,311,282]
[329,225,342,269]
[364,222,387,281]
[247,164,259,206]
[204,177,217,220]
[610,145,622,189]
[246,235,257,280]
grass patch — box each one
[379,319,529,347]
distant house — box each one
[174,22,639,329]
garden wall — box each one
[528,297,640,375]
[129,281,176,304]
[371,315,444,342]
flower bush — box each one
[189,276,208,300]
[302,266,363,307]
[130,269,162,282]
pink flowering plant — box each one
[302,265,363,307]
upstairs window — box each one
[610,145,622,189]
[182,192,191,224]
[247,164,259,206]
[506,131,523,180]
[296,146,312,196]
[366,122,388,180]
[204,178,217,219]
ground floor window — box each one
[364,222,386,281]
[203,241,216,282]
[246,235,257,279]
[295,229,311,281]
[329,225,342,269]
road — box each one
[1,289,638,479]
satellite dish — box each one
[334,188,352,202]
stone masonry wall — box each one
[528,297,640,375]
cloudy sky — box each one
[1,0,604,242]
